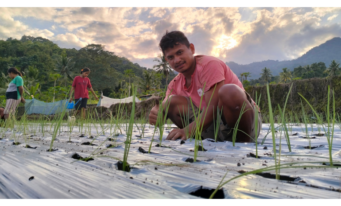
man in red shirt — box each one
[69,68,99,120]
[149,31,262,142]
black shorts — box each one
[75,98,88,110]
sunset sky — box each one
[1,1,341,68]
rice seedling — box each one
[178,105,192,140]
[298,85,335,166]
[266,83,279,179]
[187,84,217,162]
[122,85,137,172]
[300,101,311,148]
[212,106,223,142]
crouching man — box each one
[149,31,262,142]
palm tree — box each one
[139,70,153,93]
[49,73,61,102]
[244,72,251,80]
[260,67,272,84]
[55,53,75,87]
[280,68,292,83]
[325,60,340,78]
[124,69,135,96]
[153,55,172,85]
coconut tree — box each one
[325,60,340,78]
[243,72,251,80]
[55,52,75,87]
[280,68,292,83]
[153,55,172,85]
[260,67,272,84]
[124,69,135,96]
[49,73,62,102]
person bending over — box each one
[3,68,25,123]
[69,68,99,120]
[149,31,262,142]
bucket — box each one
[66,98,82,109]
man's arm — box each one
[69,87,74,102]
[89,87,99,100]
[166,81,225,140]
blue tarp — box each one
[25,99,71,115]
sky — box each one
[1,1,341,69]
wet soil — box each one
[237,170,298,181]
[46,148,58,152]
[322,162,341,167]
[24,145,37,149]
[155,144,170,148]
[189,186,224,199]
[116,161,131,172]
[106,144,117,148]
[81,142,97,146]
[71,153,94,162]
[12,142,21,145]
[303,136,316,139]
[138,147,149,154]
[304,145,323,149]
[247,153,261,158]
[185,158,201,163]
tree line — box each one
[0,35,175,106]
[242,60,341,87]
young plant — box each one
[266,83,279,179]
[298,86,335,166]
[212,106,223,142]
[122,85,137,172]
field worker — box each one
[69,67,99,120]
[3,68,26,121]
[149,31,262,142]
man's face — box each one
[164,43,195,74]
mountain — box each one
[227,37,341,79]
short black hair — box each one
[81,67,90,74]
[159,31,190,55]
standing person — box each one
[149,31,262,142]
[3,68,25,122]
[0,107,5,126]
[69,68,99,119]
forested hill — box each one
[227,37,341,79]
[0,35,174,93]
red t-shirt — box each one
[165,55,245,109]
[72,76,92,99]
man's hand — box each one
[95,96,99,101]
[166,128,187,141]
[149,103,159,125]
[21,97,26,103]
[69,97,73,103]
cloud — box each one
[1,7,341,68]
[327,14,338,21]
